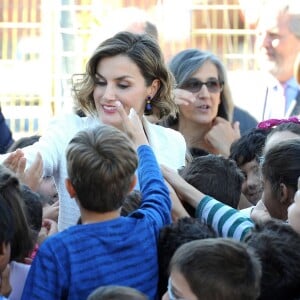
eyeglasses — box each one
[167,277,186,300]
[180,78,223,94]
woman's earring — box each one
[144,96,153,115]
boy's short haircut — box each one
[245,219,300,300]
[170,238,261,300]
[179,154,244,209]
[66,125,138,213]
[230,128,270,166]
[87,285,148,300]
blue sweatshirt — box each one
[21,145,171,300]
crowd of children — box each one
[1,14,300,299]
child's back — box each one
[21,115,171,300]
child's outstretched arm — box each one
[161,165,254,241]
[115,102,149,149]
[116,102,171,227]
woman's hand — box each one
[205,117,240,157]
[173,88,196,106]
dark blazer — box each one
[233,106,258,136]
[0,108,13,153]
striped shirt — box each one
[196,196,254,241]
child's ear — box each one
[65,178,77,198]
[128,174,137,193]
[279,183,294,206]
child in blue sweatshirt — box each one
[21,106,171,300]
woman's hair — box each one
[0,165,34,261]
[72,31,177,119]
[162,48,234,128]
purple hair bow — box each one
[257,116,300,129]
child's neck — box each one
[80,208,121,224]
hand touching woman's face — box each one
[93,54,158,130]
[179,60,222,125]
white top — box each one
[10,114,186,231]
[9,261,30,300]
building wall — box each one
[0,0,258,136]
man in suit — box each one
[230,0,300,121]
[256,0,300,119]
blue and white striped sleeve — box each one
[196,196,254,241]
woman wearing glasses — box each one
[161,49,253,157]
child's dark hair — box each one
[179,154,244,210]
[267,122,300,139]
[66,125,138,213]
[121,190,142,216]
[262,139,300,196]
[0,165,34,262]
[0,199,14,247]
[87,285,148,300]
[21,185,43,238]
[158,217,216,298]
[245,219,300,300]
[230,128,270,166]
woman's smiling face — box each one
[93,54,156,129]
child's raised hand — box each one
[3,149,25,172]
[116,101,149,147]
[3,150,43,191]
[250,199,271,223]
[43,200,59,222]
